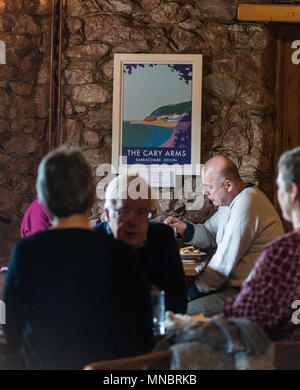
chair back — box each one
[84,350,172,370]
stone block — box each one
[8,156,35,175]
[0,89,11,117]
[34,86,50,118]
[138,0,162,10]
[0,167,6,185]
[82,130,102,146]
[144,2,186,24]
[113,40,149,53]
[64,62,97,85]
[8,173,30,192]
[67,0,100,17]
[13,13,41,36]
[66,17,82,33]
[199,23,231,50]
[237,81,275,113]
[0,0,23,13]
[82,104,112,129]
[9,81,34,95]
[196,0,236,21]
[82,147,111,168]
[84,15,142,44]
[203,73,239,102]
[211,51,237,74]
[105,0,133,14]
[33,0,51,15]
[37,57,50,84]
[0,16,13,32]
[3,135,40,154]
[61,118,81,147]
[72,84,110,104]
[170,28,207,52]
[102,59,114,80]
[64,97,73,116]
[222,127,249,154]
[67,43,109,60]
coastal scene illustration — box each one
[122,63,192,165]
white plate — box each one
[180,252,206,260]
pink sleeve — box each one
[20,200,51,237]
[29,207,51,234]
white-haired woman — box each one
[2,147,153,369]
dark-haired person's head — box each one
[277,146,300,224]
[36,146,94,218]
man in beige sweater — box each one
[167,156,284,316]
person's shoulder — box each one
[18,229,49,245]
[8,231,50,267]
[147,222,176,244]
[262,228,300,254]
[148,221,173,235]
[234,186,277,211]
[242,185,271,203]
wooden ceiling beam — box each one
[238,4,300,23]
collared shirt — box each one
[222,228,300,341]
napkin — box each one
[164,311,192,330]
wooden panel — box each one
[281,41,300,152]
[238,4,300,22]
[274,26,300,232]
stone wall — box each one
[0,0,50,266]
[63,0,278,223]
[0,0,279,266]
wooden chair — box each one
[84,350,172,370]
[84,340,300,370]
[274,340,300,370]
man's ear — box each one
[289,182,299,203]
[224,179,233,192]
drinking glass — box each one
[151,290,165,337]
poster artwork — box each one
[121,63,192,166]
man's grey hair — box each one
[278,146,300,191]
[36,146,94,217]
[104,174,157,211]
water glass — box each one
[151,290,165,337]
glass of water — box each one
[151,290,165,337]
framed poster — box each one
[112,54,202,178]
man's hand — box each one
[163,216,187,236]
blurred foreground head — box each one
[36,146,94,218]
[277,146,300,225]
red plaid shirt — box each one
[222,228,300,341]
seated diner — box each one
[2,146,154,369]
[95,174,187,314]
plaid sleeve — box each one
[222,236,299,334]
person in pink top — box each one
[20,198,52,238]
[222,146,300,341]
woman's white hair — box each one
[104,174,157,211]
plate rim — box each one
[180,252,206,258]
